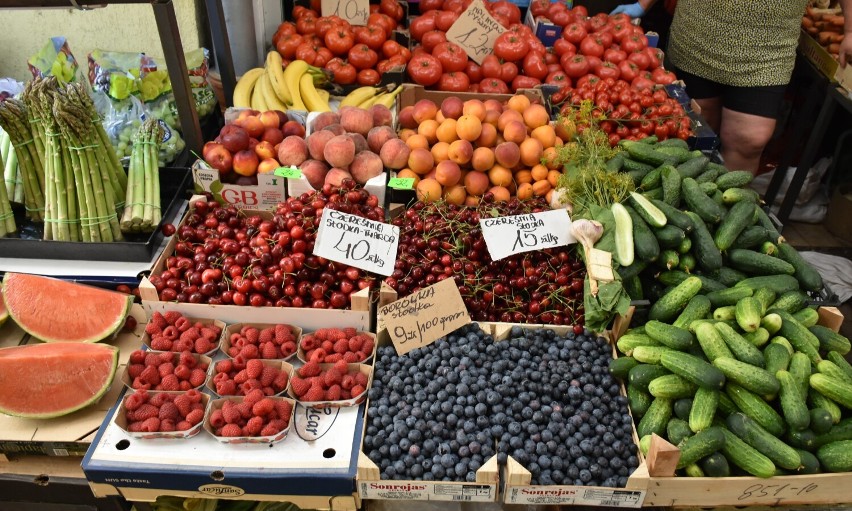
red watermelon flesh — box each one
[2,273,131,343]
[0,342,119,418]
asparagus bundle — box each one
[0,99,45,221]
[121,119,163,233]
[0,142,17,237]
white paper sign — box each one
[313,208,399,276]
[321,0,369,25]
[445,0,507,64]
[479,209,576,261]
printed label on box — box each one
[198,484,246,498]
[314,208,399,276]
[359,481,496,501]
[192,160,286,211]
[480,209,575,261]
[446,0,506,64]
[507,487,644,507]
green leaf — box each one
[209,179,223,194]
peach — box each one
[483,108,501,127]
[399,106,417,129]
[476,123,498,147]
[348,132,369,153]
[299,159,330,189]
[523,104,550,130]
[408,148,435,175]
[462,100,486,121]
[495,142,520,169]
[503,120,527,144]
[380,139,411,170]
[418,119,440,144]
[259,110,281,130]
[203,143,232,174]
[258,157,280,174]
[471,147,495,172]
[443,184,467,205]
[412,99,438,124]
[241,116,265,138]
[307,130,335,161]
[436,119,459,143]
[507,94,531,114]
[489,185,511,202]
[261,127,285,145]
[484,99,503,113]
[367,126,396,153]
[416,178,443,203]
[322,124,346,136]
[435,160,461,187]
[369,104,393,127]
[405,134,430,150]
[282,120,306,138]
[441,97,464,120]
[520,137,544,167]
[255,140,276,160]
[498,109,524,132]
[431,141,450,163]
[488,165,512,187]
[531,124,556,148]
[464,170,490,196]
[221,127,250,153]
[398,128,417,142]
[340,107,373,136]
[456,114,482,142]
[448,139,473,165]
[237,109,259,121]
[311,111,340,132]
[233,149,260,177]
[276,136,309,167]
[350,151,384,184]
[325,168,353,187]
[323,134,356,169]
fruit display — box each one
[288,359,370,404]
[144,311,221,354]
[210,358,291,397]
[233,55,334,112]
[126,350,209,392]
[2,272,132,343]
[148,187,383,307]
[0,342,119,418]
[397,94,562,204]
[365,323,639,484]
[122,389,206,434]
[207,392,294,439]
[802,7,846,59]
[202,108,306,184]
[224,324,299,360]
[298,327,375,363]
[387,197,585,325]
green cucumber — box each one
[744,328,771,347]
[732,226,771,249]
[810,391,842,424]
[708,267,749,288]
[683,177,724,224]
[609,356,639,380]
[686,211,723,271]
[626,205,660,263]
[726,412,801,470]
[628,383,653,419]
[818,360,852,385]
[649,374,698,399]
[814,419,852,447]
[827,351,852,383]
[637,397,673,438]
[639,135,659,144]
[617,332,661,355]
[661,349,726,390]
[695,164,727,185]
[658,138,690,150]
[653,225,686,250]
[657,270,726,293]
[646,320,694,350]
[622,158,655,178]
[753,288,777,315]
[719,425,777,478]
[810,408,834,435]
[677,427,727,469]
[674,295,712,330]
[629,364,672,391]
[735,296,762,333]
[701,451,731,477]
[689,387,719,433]
[760,241,778,256]
[633,345,670,365]
[700,182,718,196]
[726,382,786,436]
[786,429,817,451]
[656,146,693,163]
[678,253,696,272]
[624,140,669,166]
[722,187,761,205]
[714,201,756,251]
[715,170,754,190]
[617,260,648,281]
[795,449,821,474]
[641,166,663,190]
[735,275,800,294]
[793,308,820,328]
[624,275,644,300]
[676,155,709,178]
[639,435,652,456]
[809,374,852,409]
[630,191,668,228]
[810,325,851,355]
[728,249,796,276]
[755,208,784,243]
[777,242,824,293]
[696,322,735,362]
[771,290,810,314]
[667,417,694,445]
[771,336,794,355]
[651,199,694,232]
[763,342,791,376]
[715,322,765,367]
[778,371,810,431]
[706,287,753,308]
[714,357,780,397]
[761,313,783,335]
[674,398,694,421]
[606,152,625,172]
[661,165,682,206]
[817,440,852,472]
[684,463,705,477]
[649,276,703,322]
[790,352,812,399]
[611,202,634,267]
[769,309,823,365]
[717,391,738,416]
[713,306,737,321]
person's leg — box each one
[693,97,722,134]
[718,109,776,173]
[666,65,722,132]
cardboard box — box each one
[114,391,210,440]
[192,159,289,212]
[825,182,852,241]
[799,28,852,92]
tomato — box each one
[639,95,654,108]
[443,0,466,14]
[651,68,677,85]
[547,63,562,74]
[617,60,639,81]
[654,123,670,139]
[275,33,303,59]
[468,83,479,92]
[409,13,437,41]
[596,61,620,80]
[272,22,297,44]
[576,74,600,89]
[357,69,381,85]
[489,1,521,25]
[408,53,443,86]
[549,9,573,27]
[315,17,339,39]
[562,22,587,45]
[529,0,550,17]
[596,31,614,49]
[570,5,588,17]
[561,54,589,79]
[511,75,541,92]
[419,0,444,12]
[380,0,404,21]
[553,39,576,57]
[465,60,483,83]
[325,28,354,56]
[422,30,448,53]
[382,39,404,58]
[432,41,467,73]
[528,36,547,57]
[435,10,459,31]
[608,133,621,147]
[294,42,322,66]
[369,13,397,36]
[494,33,529,62]
[545,70,570,87]
[295,15,317,35]
[438,71,470,92]
[579,35,604,58]
[603,48,627,64]
[627,51,650,70]
[292,6,311,19]
[586,55,602,73]
[644,47,663,70]
[481,55,501,79]
[398,47,412,62]
[632,75,656,91]
[621,34,645,53]
[588,13,609,32]
[355,26,386,51]
[347,44,378,70]
[500,61,519,83]
[479,77,510,94]
[522,52,548,80]
[611,22,633,42]
[544,52,559,65]
[652,89,668,104]
[327,58,357,84]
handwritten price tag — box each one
[445,0,506,64]
[379,279,471,355]
[313,208,399,276]
[321,0,369,25]
[273,166,302,178]
[480,209,576,261]
[388,177,415,190]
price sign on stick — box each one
[322,0,369,25]
[445,0,507,64]
[314,208,399,276]
[380,279,471,355]
[479,209,576,261]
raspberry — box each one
[246,328,260,344]
[246,359,264,379]
[323,368,343,387]
[158,362,175,378]
[245,416,264,436]
[326,384,342,401]
[179,350,196,367]
[347,336,364,352]
[129,350,146,364]
[140,417,161,432]
[234,369,249,384]
[158,352,173,363]
[132,378,151,390]
[325,354,343,363]
[158,402,180,421]
[162,325,179,340]
[269,418,289,431]
[151,338,173,351]
[261,343,279,359]
[175,339,194,352]
[260,424,280,436]
[244,389,265,405]
[275,400,293,419]
[252,398,275,417]
[309,349,327,362]
[227,347,240,358]
[176,421,193,431]
[189,369,206,388]
[144,353,160,366]
[241,380,263,396]
[341,374,355,390]
[290,376,311,397]
[301,336,318,351]
[124,391,148,411]
[127,421,143,432]
[221,424,243,437]
[300,361,322,378]
[351,384,366,397]
[159,374,180,391]
[149,393,169,407]
[333,339,349,354]
[130,404,159,422]
[179,381,192,391]
[174,317,191,332]
[209,409,225,428]
[342,352,359,363]
[275,325,293,344]
[237,402,253,419]
[194,339,214,354]
[186,409,204,425]
[128,363,145,379]
[174,364,192,381]
[150,312,167,329]
[354,372,368,387]
[186,389,203,402]
[325,328,346,340]
[259,328,274,345]
[216,380,237,396]
[160,419,176,432]
[174,395,193,416]
[304,385,326,402]
[321,340,334,353]
[215,359,233,374]
[180,328,200,344]
[260,365,278,387]
[140,365,161,386]
[239,344,259,360]
[282,341,297,356]
[163,311,182,325]
[362,338,375,355]
[343,327,357,337]
[273,369,289,391]
[222,403,242,424]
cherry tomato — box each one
[407,53,443,86]
[608,133,621,147]
[654,123,670,139]
[652,89,668,103]
[432,41,467,73]
[357,69,381,85]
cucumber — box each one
[818,360,852,385]
[645,188,664,203]
[777,242,824,292]
[630,191,668,227]
[689,387,719,432]
[714,201,756,251]
[810,325,852,355]
[678,253,697,272]
[728,249,796,276]
[701,451,731,477]
[717,391,738,417]
[684,464,705,477]
[656,146,693,163]
[711,190,726,208]
[661,349,727,390]
[756,208,784,243]
[726,383,786,436]
[771,290,810,314]
[770,336,794,356]
[827,351,852,383]
[708,267,749,287]
[793,308,820,328]
[609,356,639,380]
[753,288,777,315]
[769,309,823,365]
[700,182,718,196]
[817,440,852,472]
[638,135,659,144]
[658,138,691,150]
[764,342,791,375]
[667,417,694,445]
[674,398,694,421]
[810,373,852,409]
[786,429,817,451]
[624,275,644,300]
[617,332,661,355]
[674,295,712,330]
[790,352,812,399]
[810,391,842,424]
[706,287,753,308]
[795,449,821,474]
[676,155,709,179]
[653,225,686,250]
[722,187,761,205]
[617,260,648,281]
[649,276,703,322]
[677,427,727,469]
[606,152,625,172]
[732,226,771,250]
[719,425,777,478]
[629,364,672,391]
[713,306,737,321]
[657,270,726,293]
[686,211,723,271]
[626,205,660,263]
[814,419,852,448]
[695,164,727,185]
[810,408,834,435]
[683,177,724,224]
[778,371,811,431]
[649,374,698,399]
[744,328,771,347]
[637,397,673,438]
[624,140,669,166]
[651,199,694,232]
[639,435,652,456]
[641,167,663,190]
[622,157,655,175]
[661,165,682,206]
[735,296,762,333]
[611,202,635,267]
[628,384,654,418]
[715,170,754,190]
[736,275,800,294]
[714,357,780,397]
[760,241,778,256]
[633,345,670,365]
[646,320,694,350]
[715,322,765,367]
[726,412,802,470]
[696,322,735,362]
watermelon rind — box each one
[1,273,131,343]
[0,291,7,327]
[0,343,119,419]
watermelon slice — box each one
[0,342,119,418]
[2,273,132,343]
[0,291,7,327]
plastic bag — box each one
[28,37,84,85]
[751,157,831,208]
[145,48,218,131]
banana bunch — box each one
[339,85,404,109]
[233,52,332,112]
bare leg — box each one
[694,97,723,134]
[719,108,776,174]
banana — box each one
[250,72,269,111]
[317,88,330,103]
[299,73,331,112]
[339,86,381,108]
[233,67,264,108]
[265,51,290,104]
[261,73,288,112]
[374,86,404,109]
[282,60,309,111]
[359,92,384,108]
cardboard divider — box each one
[113,391,210,440]
[206,359,295,398]
[220,322,302,361]
[203,395,296,444]
[140,316,225,358]
[289,363,373,408]
[120,351,213,392]
[296,330,377,365]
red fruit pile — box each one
[127,350,209,391]
[300,327,375,363]
[212,358,290,397]
[209,390,293,437]
[290,359,368,402]
[226,324,298,360]
[123,389,205,433]
[145,311,221,354]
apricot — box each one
[507,94,531,114]
[471,147,495,172]
[431,141,450,163]
[503,120,527,145]
[483,108,501,127]
[435,160,462,187]
[448,139,473,165]
[532,180,551,197]
[497,109,524,132]
[519,138,544,167]
[456,114,483,142]
[517,182,534,200]
[464,170,490,196]
[406,134,430,151]
[531,164,549,182]
[476,123,498,148]
[514,169,533,185]
[523,104,550,130]
[418,119,440,144]
[488,164,513,187]
[408,148,435,175]
[397,168,421,187]
[489,185,511,202]
[547,170,561,187]
[464,195,481,206]
[542,147,560,170]
[416,178,443,203]
[443,184,467,205]
[398,128,417,142]
[531,125,557,148]
[494,142,520,169]
[436,119,459,144]
[462,99,486,121]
